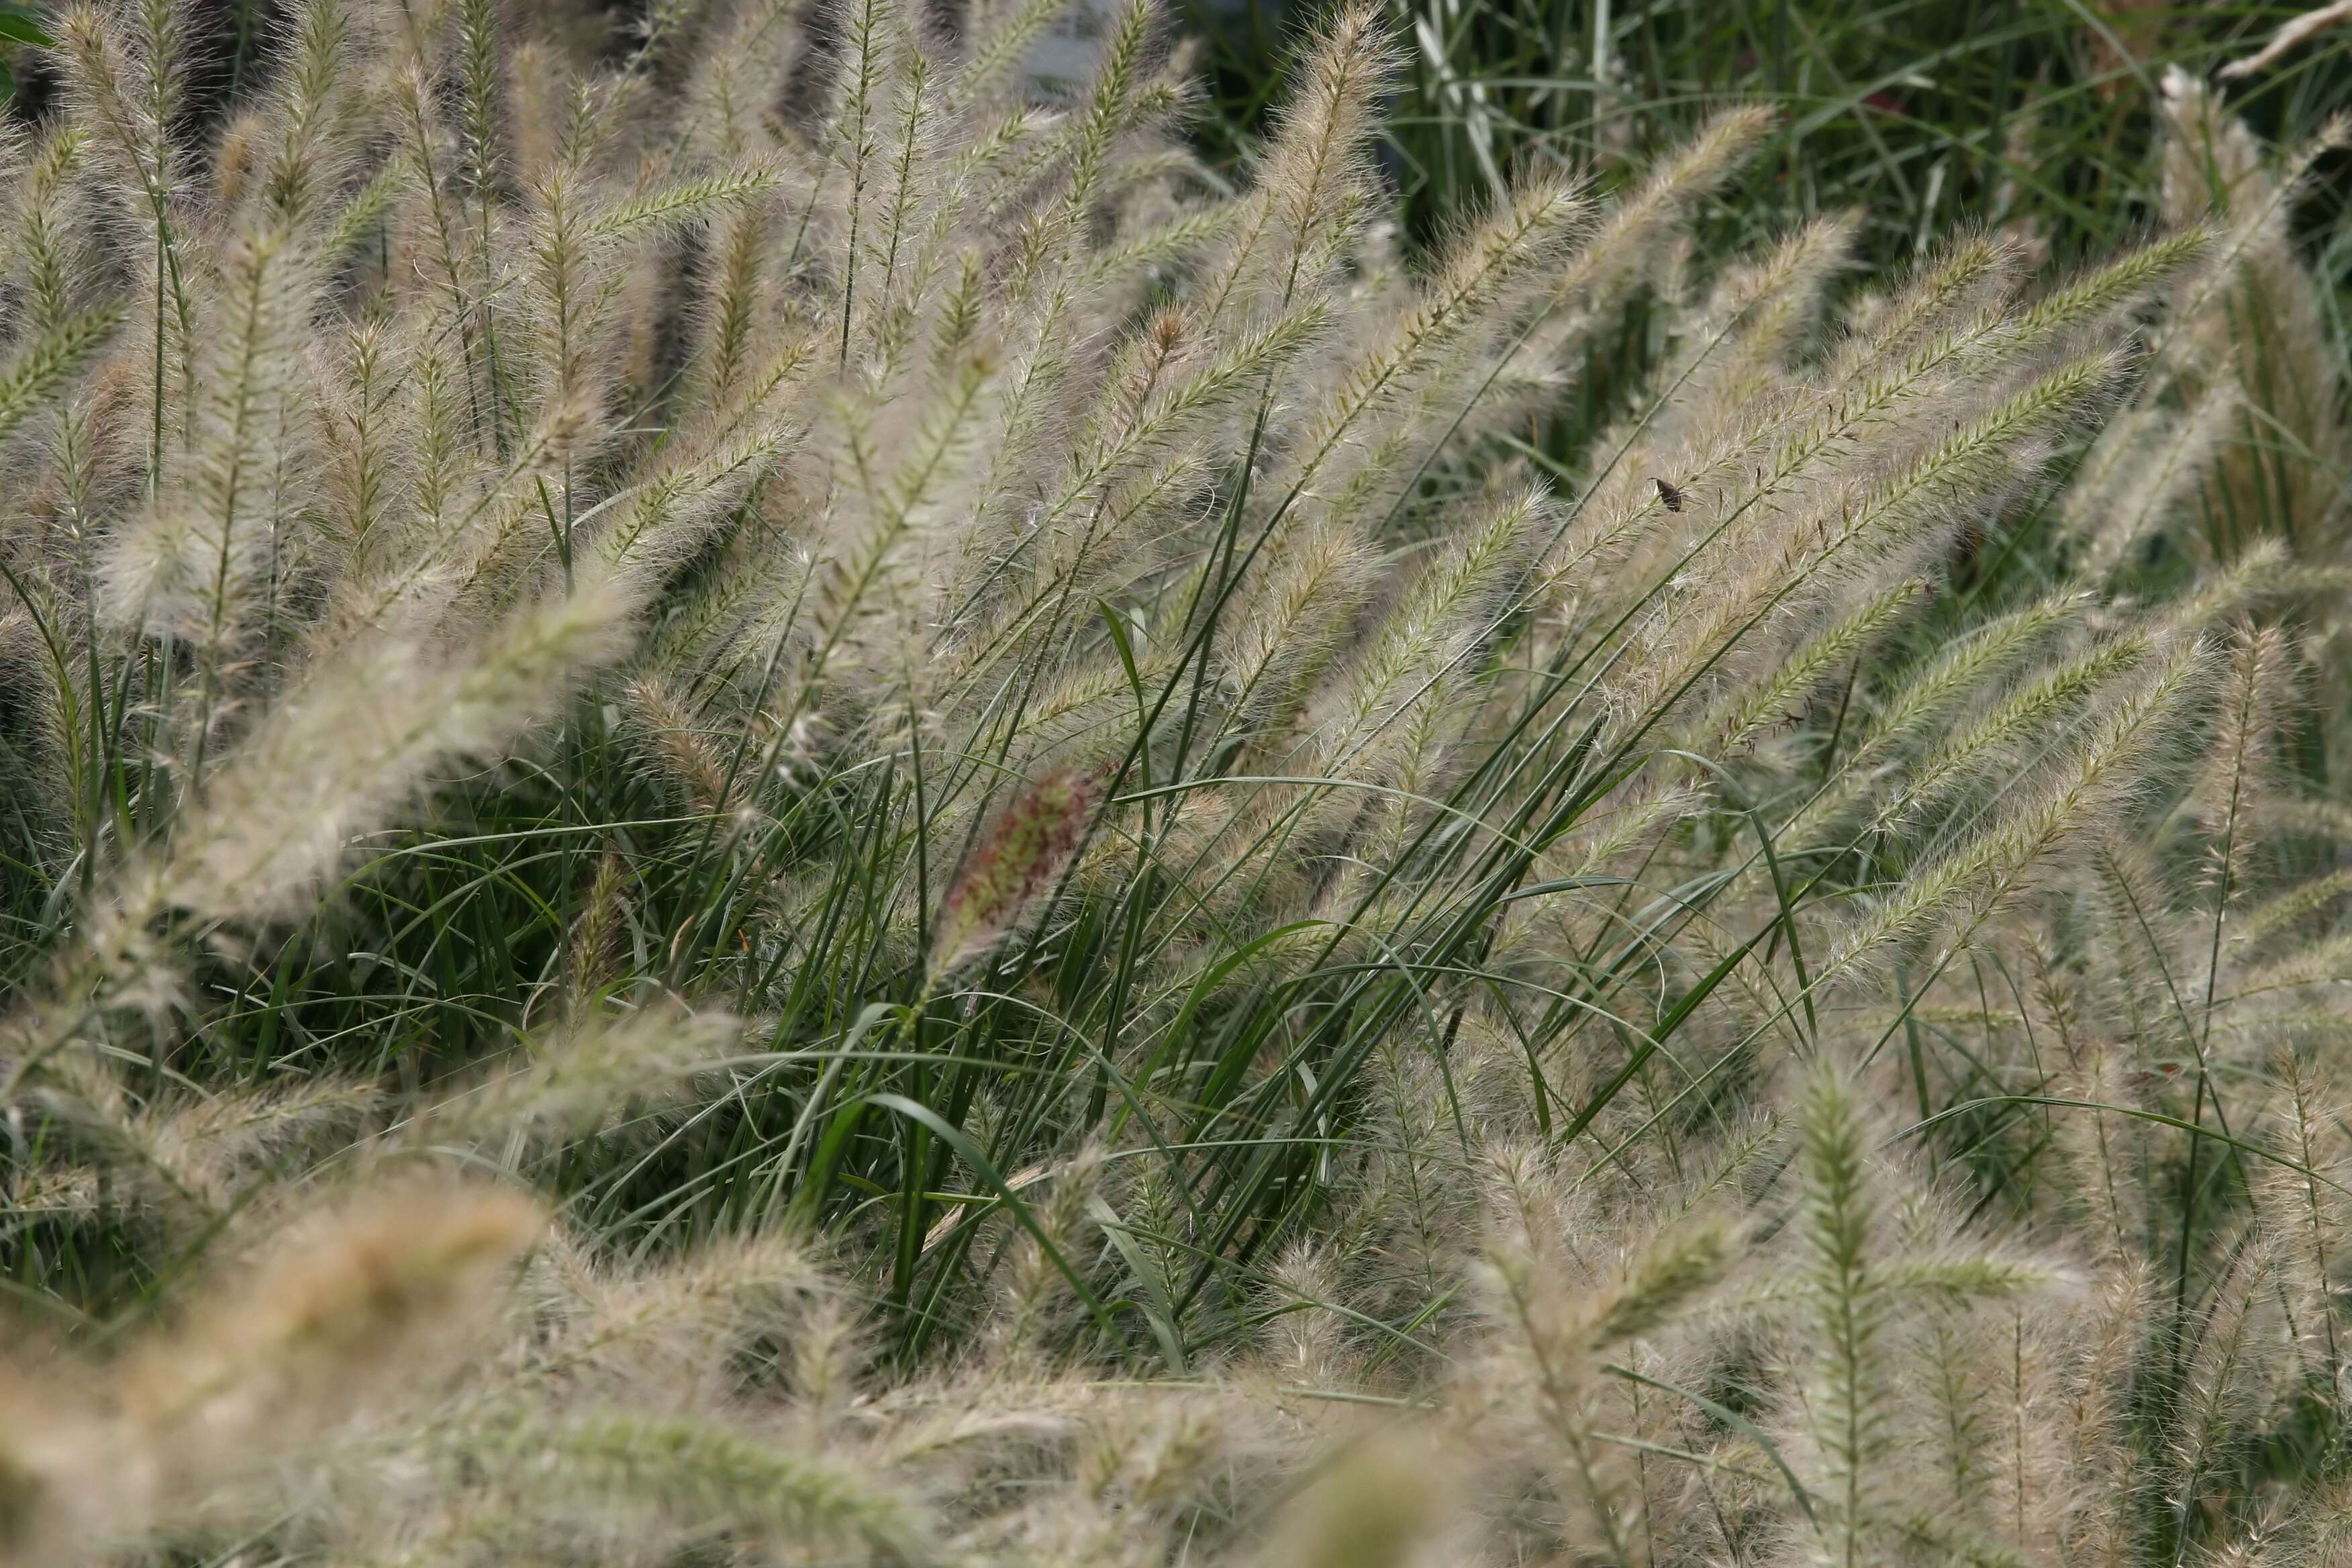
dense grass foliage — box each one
[1185,0,2352,257]
[0,0,2348,1561]
[1179,0,2352,526]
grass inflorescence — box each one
[0,0,2348,1561]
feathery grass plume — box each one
[424,1003,744,1146]
[1776,589,2082,847]
[562,845,634,1009]
[928,763,1096,983]
[1475,1205,1729,1563]
[975,1139,1108,1370]
[2155,71,2351,569]
[1704,575,1926,759]
[2193,624,2291,918]
[130,1073,385,1211]
[1194,0,1393,338]
[1515,103,1774,375]
[51,0,193,474]
[0,1,2345,1562]
[2063,379,2240,585]
[2168,1233,2292,1551]
[1257,170,1586,518]
[0,580,628,1188]
[1794,1062,1892,1568]
[158,581,632,926]
[1827,640,2208,982]
[0,1180,539,1563]
[1262,1240,1357,1387]
[1245,1431,1451,1568]
[1667,212,1859,425]
[1280,477,1551,868]
[459,1406,938,1564]
[1909,1300,1994,1528]
[2055,1262,2150,1560]
[102,222,315,775]
[624,671,738,814]
[1356,1024,1479,1326]
[1859,626,2153,838]
[2256,1051,2351,1391]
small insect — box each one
[1652,477,1685,513]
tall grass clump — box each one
[1178,0,2352,272]
[0,0,2349,1561]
